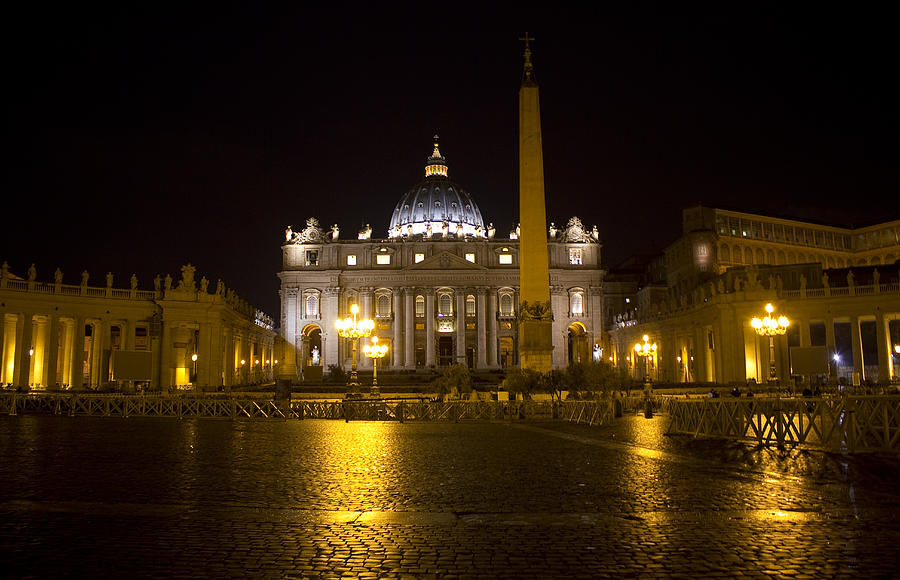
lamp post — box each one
[191,353,198,385]
[633,334,657,381]
[334,304,375,397]
[751,303,789,383]
[362,336,389,397]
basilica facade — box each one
[278,138,605,377]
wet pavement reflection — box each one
[2,412,899,578]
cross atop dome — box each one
[424,134,448,178]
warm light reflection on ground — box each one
[318,422,396,505]
[2,415,900,577]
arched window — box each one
[570,291,584,315]
[305,293,319,317]
[415,295,425,317]
[376,294,391,317]
[438,292,453,316]
[466,295,476,316]
[500,293,513,316]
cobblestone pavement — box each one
[2,412,900,578]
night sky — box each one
[5,4,897,317]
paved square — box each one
[2,413,899,578]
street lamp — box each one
[362,336,389,397]
[633,334,657,380]
[751,303,789,382]
[334,304,375,396]
[191,353,198,384]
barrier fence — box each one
[665,395,900,453]
[0,393,614,426]
[7,392,898,453]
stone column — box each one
[359,288,374,369]
[322,287,340,371]
[404,289,415,370]
[850,316,863,385]
[223,328,234,389]
[241,332,252,385]
[476,288,488,370]
[160,323,173,391]
[798,320,810,347]
[876,312,892,383]
[0,313,5,384]
[123,320,135,351]
[392,289,403,369]
[425,290,435,368]
[198,322,219,390]
[282,287,298,346]
[550,286,567,369]
[71,317,85,389]
[825,317,837,381]
[488,291,498,368]
[45,315,60,388]
[14,313,33,387]
[456,291,466,366]
[97,320,111,387]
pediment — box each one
[406,251,487,271]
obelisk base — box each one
[519,319,553,373]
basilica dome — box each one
[388,137,486,239]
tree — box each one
[563,361,624,397]
[433,365,473,399]
[326,364,346,384]
[501,368,542,399]
[542,369,566,401]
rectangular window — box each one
[346,255,357,266]
[465,253,475,263]
[376,254,391,265]
[305,251,318,266]
[135,327,149,351]
[499,254,512,265]
[414,253,425,263]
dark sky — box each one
[5,3,898,317]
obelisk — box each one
[517,34,553,373]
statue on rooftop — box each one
[178,263,196,291]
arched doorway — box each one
[567,323,589,366]
[301,325,323,381]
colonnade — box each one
[0,272,277,391]
[609,283,900,386]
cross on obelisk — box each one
[517,34,553,372]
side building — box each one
[0,263,276,391]
[606,206,900,386]
[278,139,606,378]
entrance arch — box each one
[301,325,323,381]
[567,322,589,366]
